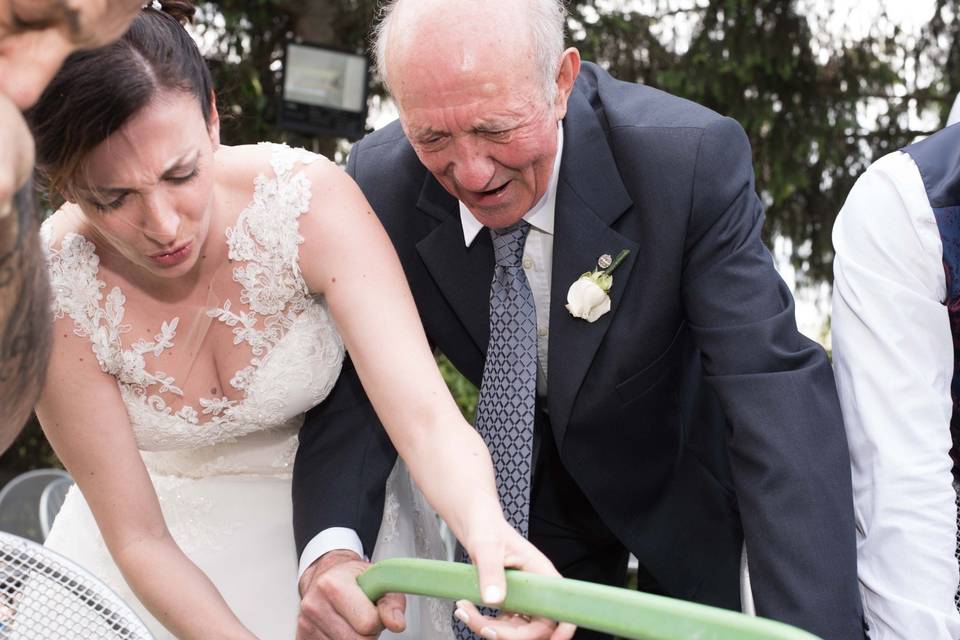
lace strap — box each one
[227,144,323,297]
[265,142,318,181]
[44,227,105,334]
[42,225,128,376]
[270,143,320,290]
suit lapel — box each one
[415,176,494,354]
[547,90,638,446]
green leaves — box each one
[194,0,960,286]
[570,0,959,285]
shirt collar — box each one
[458,124,563,246]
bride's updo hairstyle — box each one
[26,0,213,202]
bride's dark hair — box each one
[26,0,213,200]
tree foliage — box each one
[194,0,960,284]
[571,0,959,283]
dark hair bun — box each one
[159,0,196,25]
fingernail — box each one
[483,585,503,604]
[454,608,470,624]
[392,608,404,624]
[480,627,498,640]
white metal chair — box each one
[0,471,72,543]
[0,531,153,639]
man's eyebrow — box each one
[474,122,512,132]
[411,127,448,140]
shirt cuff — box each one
[297,528,365,579]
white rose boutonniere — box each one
[565,249,630,323]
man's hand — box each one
[297,549,406,640]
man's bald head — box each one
[373,0,567,104]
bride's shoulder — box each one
[41,203,95,254]
[213,144,267,192]
[215,143,366,230]
[220,141,360,203]
[41,206,105,337]
[215,142,338,184]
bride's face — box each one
[70,88,220,281]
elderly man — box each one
[293,1,865,639]
[0,0,142,442]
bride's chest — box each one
[112,294,344,449]
[46,143,346,449]
[87,253,343,434]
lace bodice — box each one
[42,144,344,476]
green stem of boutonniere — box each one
[601,249,630,275]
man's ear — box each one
[553,47,581,121]
[207,91,221,151]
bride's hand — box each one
[458,519,576,640]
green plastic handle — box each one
[357,558,822,640]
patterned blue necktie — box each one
[454,221,537,640]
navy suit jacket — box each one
[294,62,864,639]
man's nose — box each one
[451,145,496,192]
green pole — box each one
[357,558,822,640]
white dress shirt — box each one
[298,127,564,577]
[458,126,562,397]
[832,149,960,638]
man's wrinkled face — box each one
[391,14,576,231]
[398,69,561,230]
[0,0,141,109]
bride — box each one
[26,3,569,639]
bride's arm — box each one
[297,159,573,640]
[300,160,507,565]
[35,320,256,640]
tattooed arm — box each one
[0,93,51,445]
[0,0,145,445]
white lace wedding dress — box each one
[38,144,453,639]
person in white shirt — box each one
[832,121,960,638]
